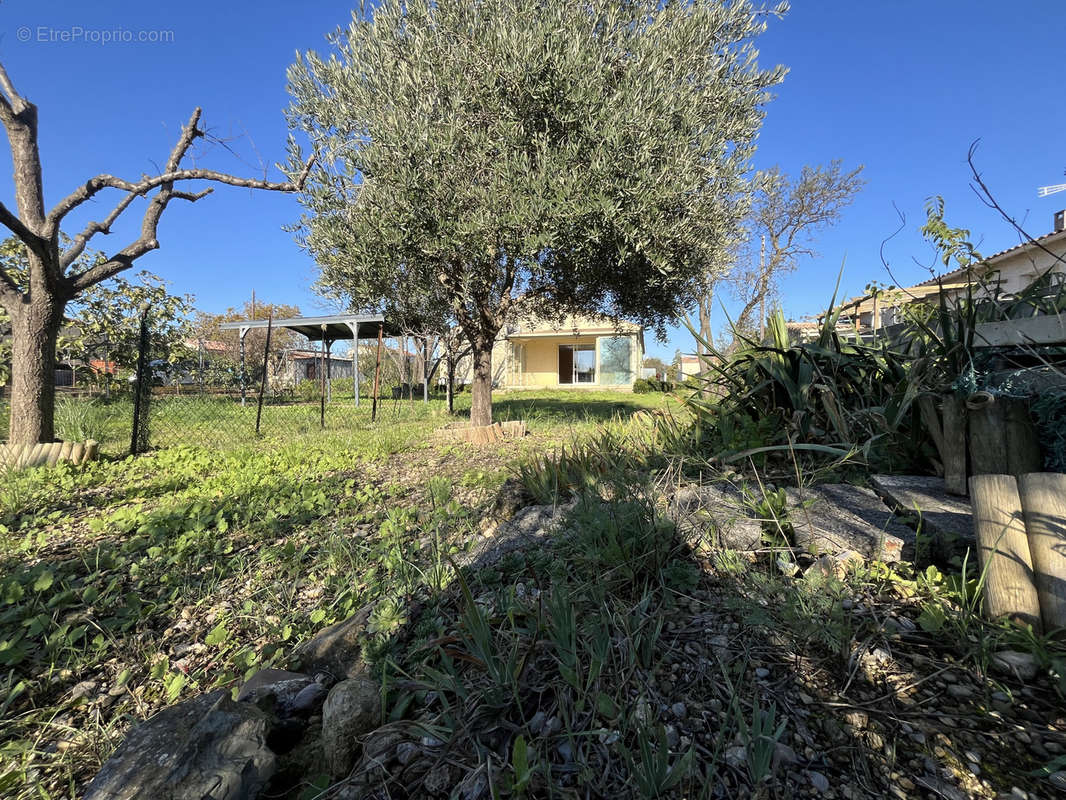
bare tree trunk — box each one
[469,335,493,427]
[8,293,65,443]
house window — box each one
[598,336,633,385]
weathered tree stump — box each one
[969,474,1042,631]
[1018,472,1066,632]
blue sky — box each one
[1,1,1063,362]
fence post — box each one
[255,315,273,436]
[239,331,247,407]
[130,308,152,455]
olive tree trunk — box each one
[469,334,494,428]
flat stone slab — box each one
[869,475,974,545]
[785,485,906,562]
[666,483,764,551]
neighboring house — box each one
[483,314,645,390]
[679,354,702,378]
[828,210,1066,335]
[284,349,356,383]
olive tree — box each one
[287,0,785,426]
[0,63,311,444]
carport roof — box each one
[219,313,399,342]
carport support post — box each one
[239,327,250,406]
[326,339,334,404]
[345,321,360,407]
[423,337,429,402]
[319,325,327,429]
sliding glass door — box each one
[559,344,595,384]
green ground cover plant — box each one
[0,389,667,797]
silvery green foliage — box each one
[286,0,787,340]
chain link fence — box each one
[0,310,459,455]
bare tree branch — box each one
[967,141,1066,269]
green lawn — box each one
[0,389,672,797]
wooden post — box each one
[942,394,967,495]
[1019,473,1066,632]
[967,392,1042,477]
[371,324,383,423]
[970,474,1042,631]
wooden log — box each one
[58,441,74,464]
[967,392,1008,476]
[499,420,527,438]
[84,440,100,463]
[942,394,968,496]
[45,443,62,467]
[70,442,85,465]
[1018,473,1066,632]
[1004,398,1043,477]
[26,443,46,468]
[967,392,1042,478]
[969,474,1042,631]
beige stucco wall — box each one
[499,332,643,388]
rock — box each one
[725,745,746,768]
[947,684,973,700]
[460,500,578,571]
[396,741,419,765]
[296,603,374,681]
[773,742,798,767]
[238,669,316,717]
[322,677,382,778]
[490,477,534,521]
[84,690,275,800]
[293,682,328,715]
[457,763,489,800]
[423,763,452,794]
[991,650,1039,681]
[869,475,974,560]
[665,483,764,551]
[754,668,770,679]
[785,486,906,562]
[1048,771,1066,791]
[671,702,687,719]
[808,771,830,792]
[71,679,99,700]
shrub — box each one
[633,377,673,394]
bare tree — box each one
[0,63,312,443]
[730,161,865,337]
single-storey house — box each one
[486,314,645,390]
[828,210,1066,334]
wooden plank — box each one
[970,474,1042,631]
[974,313,1066,347]
[1018,473,1066,631]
